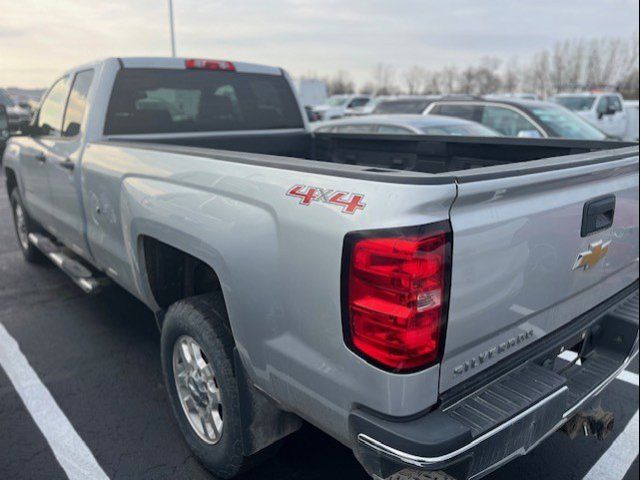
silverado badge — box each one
[572,240,611,271]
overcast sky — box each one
[1,0,638,88]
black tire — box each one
[161,293,256,478]
[10,188,45,263]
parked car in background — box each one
[372,95,437,114]
[551,92,627,139]
[343,96,390,117]
[0,105,10,158]
[312,114,501,137]
[304,105,322,122]
[623,100,639,141]
[424,98,610,140]
[0,88,32,132]
[311,94,371,120]
[371,95,481,115]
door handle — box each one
[35,153,46,163]
[581,195,616,237]
[58,158,75,171]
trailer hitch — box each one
[561,407,615,441]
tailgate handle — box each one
[581,195,616,237]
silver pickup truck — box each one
[3,57,639,480]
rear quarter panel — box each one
[79,142,457,443]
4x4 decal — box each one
[286,185,366,214]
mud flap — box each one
[233,349,303,456]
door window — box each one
[62,70,95,137]
[607,96,623,113]
[596,97,609,115]
[37,76,70,136]
[480,106,540,137]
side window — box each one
[377,125,413,134]
[62,70,94,137]
[480,106,539,136]
[348,98,370,108]
[37,76,70,136]
[430,104,480,121]
[596,97,608,114]
[607,96,623,113]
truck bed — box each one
[113,131,637,176]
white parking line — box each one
[0,323,110,480]
[583,409,639,480]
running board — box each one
[28,233,110,294]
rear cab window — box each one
[104,69,304,135]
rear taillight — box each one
[185,59,236,71]
[343,223,451,372]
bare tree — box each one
[564,38,586,89]
[439,66,458,94]
[403,66,426,95]
[372,63,397,95]
[502,57,520,92]
[325,70,355,95]
[550,40,569,92]
[353,34,638,98]
[359,82,376,95]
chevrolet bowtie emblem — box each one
[573,240,611,271]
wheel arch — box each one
[137,233,230,329]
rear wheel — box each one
[10,189,45,263]
[161,293,264,478]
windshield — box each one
[531,105,607,140]
[326,96,349,107]
[552,96,596,112]
[374,100,430,114]
[420,123,500,136]
[0,90,15,107]
[104,69,304,135]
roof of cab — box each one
[114,57,283,76]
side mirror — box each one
[517,129,543,138]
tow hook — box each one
[561,408,615,441]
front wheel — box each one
[10,189,45,263]
[161,293,261,478]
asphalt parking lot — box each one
[0,169,638,480]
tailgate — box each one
[440,149,639,392]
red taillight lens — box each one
[344,224,450,372]
[185,59,236,71]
